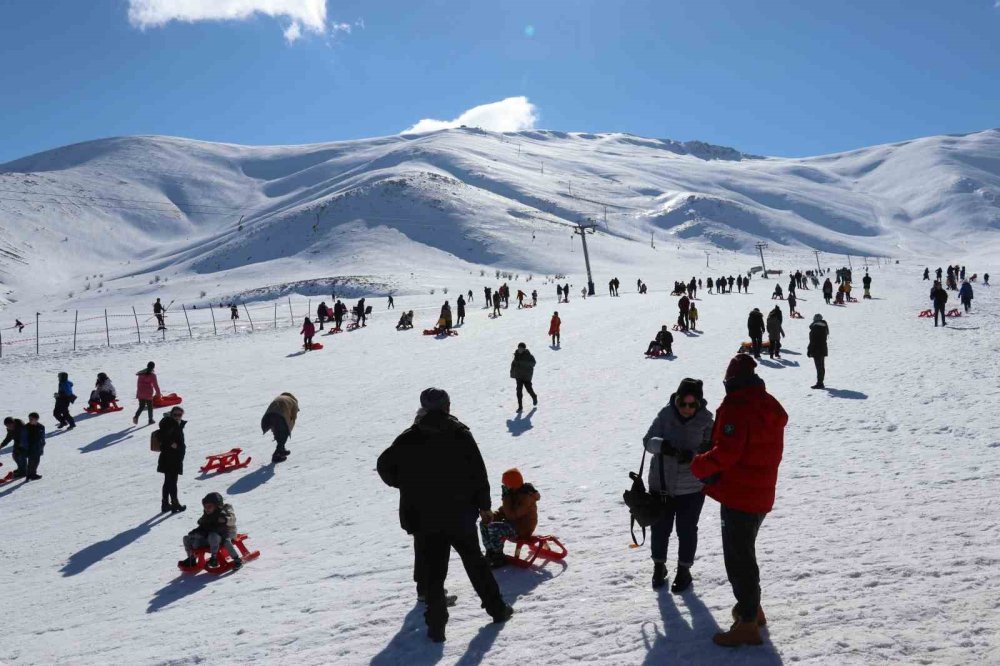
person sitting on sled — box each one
[179,492,243,570]
[646,326,674,356]
[301,317,315,349]
[88,372,117,410]
[480,468,541,568]
[396,311,414,330]
[772,284,783,300]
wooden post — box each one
[182,305,193,338]
[105,309,110,347]
[287,297,293,325]
[35,312,39,355]
[210,306,217,335]
[73,311,78,352]
[242,302,254,332]
[274,302,278,329]
[0,325,3,359]
[131,306,142,343]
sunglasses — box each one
[677,400,698,408]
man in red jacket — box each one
[691,353,787,647]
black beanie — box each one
[202,492,224,507]
[676,378,704,401]
[420,387,451,413]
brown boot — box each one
[731,604,767,627]
[713,620,762,647]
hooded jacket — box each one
[766,311,784,339]
[807,319,829,358]
[642,395,715,496]
[510,348,536,381]
[262,393,299,437]
[193,494,238,539]
[498,484,541,538]
[747,310,765,337]
[135,369,161,401]
[691,378,787,513]
[377,411,491,533]
[156,415,187,475]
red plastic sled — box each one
[200,448,252,475]
[790,312,804,319]
[305,342,324,350]
[177,533,260,574]
[324,327,343,335]
[918,309,933,318]
[0,463,13,485]
[423,328,458,337]
[85,400,124,414]
[738,341,770,354]
[153,393,183,408]
[847,296,859,303]
[946,309,962,317]
[502,535,568,569]
[645,349,672,358]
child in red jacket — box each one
[480,468,541,568]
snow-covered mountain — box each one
[1,127,998,308]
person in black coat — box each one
[377,388,512,643]
[807,314,829,389]
[747,308,766,359]
[456,295,466,325]
[157,406,187,513]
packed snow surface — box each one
[1,255,997,665]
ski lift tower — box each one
[574,218,598,295]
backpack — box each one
[150,429,162,452]
[623,448,667,546]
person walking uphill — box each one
[53,372,76,430]
[262,392,298,464]
[959,280,974,313]
[510,343,538,412]
[747,309,765,359]
[641,378,714,593]
[690,355,787,647]
[24,412,46,481]
[930,281,949,327]
[134,362,161,425]
[549,311,561,347]
[807,314,829,389]
[377,388,513,643]
[157,406,187,513]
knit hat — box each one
[725,354,757,381]
[202,492,224,507]
[675,378,704,401]
[419,387,451,413]
[501,468,524,490]
[813,313,823,322]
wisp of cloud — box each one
[127,0,327,42]
[403,97,539,134]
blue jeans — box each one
[649,491,706,567]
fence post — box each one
[182,305,193,338]
[131,306,142,343]
[35,312,39,355]
[105,309,110,347]
[73,311,78,352]
[287,297,294,325]
[242,302,254,332]
[210,306,218,335]
[0,325,3,359]
[274,303,277,329]
[308,299,311,320]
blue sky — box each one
[1,0,998,163]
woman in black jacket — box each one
[158,406,187,513]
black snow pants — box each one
[720,505,767,624]
[934,305,946,326]
[813,356,826,385]
[161,471,179,507]
[134,399,154,424]
[515,379,537,409]
[750,334,763,358]
[53,397,75,428]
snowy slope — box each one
[1,256,997,665]
[1,128,999,311]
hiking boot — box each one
[427,626,446,643]
[12,470,25,479]
[207,555,219,568]
[651,562,668,589]
[132,416,139,425]
[162,501,171,513]
[811,383,825,390]
[490,604,514,623]
[170,504,187,513]
[713,620,763,647]
[532,395,538,406]
[671,565,692,593]
[27,474,42,481]
[731,604,767,627]
[516,405,523,413]
[178,557,197,568]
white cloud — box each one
[403,97,539,134]
[127,0,327,40]
[330,21,352,34]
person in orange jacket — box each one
[480,468,540,568]
[549,311,561,347]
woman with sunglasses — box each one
[157,406,187,513]
[641,378,714,592]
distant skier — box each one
[133,361,161,425]
[959,280,973,313]
[456,295,466,325]
[262,392,298,464]
[510,343,538,412]
[153,298,166,330]
[14,319,24,333]
[53,372,76,430]
[766,307,784,359]
[747,308,765,359]
[807,314,829,389]
[549,312,561,347]
[609,279,615,297]
[301,317,315,349]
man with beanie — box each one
[378,388,513,643]
[261,393,298,463]
[747,308,766,359]
[807,314,829,389]
[691,355,787,647]
[641,378,714,593]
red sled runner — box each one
[304,342,324,350]
[324,327,344,335]
[502,535,568,569]
[946,309,962,318]
[200,448,252,475]
[917,309,933,318]
[85,400,124,414]
[789,311,804,319]
[423,328,459,337]
[645,349,673,359]
[153,393,183,409]
[0,463,14,485]
[177,533,260,574]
